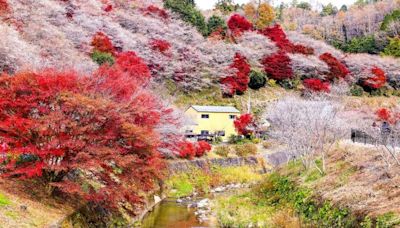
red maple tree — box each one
[220,53,251,96]
[228,14,253,36]
[319,53,350,80]
[91,32,116,55]
[150,39,171,54]
[234,114,254,136]
[259,24,314,55]
[178,141,211,159]
[303,78,330,93]
[261,51,293,81]
[0,52,179,212]
[142,5,169,19]
[0,0,9,15]
[363,67,386,89]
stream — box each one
[141,198,215,228]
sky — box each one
[195,0,358,10]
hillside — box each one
[1,0,399,95]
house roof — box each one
[190,105,240,113]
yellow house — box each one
[185,105,241,141]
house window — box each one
[229,115,236,120]
[201,114,209,119]
[201,130,209,135]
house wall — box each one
[185,107,239,141]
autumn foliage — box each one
[262,51,293,80]
[375,108,400,124]
[319,53,350,80]
[143,5,169,19]
[228,14,253,36]
[260,24,314,55]
[303,78,330,93]
[234,114,254,136]
[220,53,251,96]
[103,4,113,12]
[178,141,212,159]
[91,32,116,55]
[0,0,9,15]
[150,39,171,54]
[0,52,180,211]
[362,66,387,89]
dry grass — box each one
[311,141,400,217]
[343,96,400,110]
[0,179,76,228]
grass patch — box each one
[215,172,358,227]
[166,166,263,198]
[211,166,262,185]
[0,193,11,207]
[214,191,273,227]
[5,211,18,220]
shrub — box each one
[234,143,258,157]
[262,51,293,81]
[91,51,115,66]
[0,52,180,212]
[207,15,227,36]
[303,78,330,93]
[349,84,364,96]
[227,14,253,36]
[342,36,379,54]
[382,37,400,58]
[278,78,298,89]
[195,141,212,157]
[220,53,251,96]
[149,39,171,53]
[178,141,212,159]
[267,79,277,87]
[319,53,350,80]
[214,145,230,157]
[376,108,391,122]
[248,69,267,90]
[234,114,254,136]
[362,67,387,90]
[143,5,169,19]
[91,32,116,55]
[178,141,196,159]
[164,0,208,36]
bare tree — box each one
[266,95,349,173]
